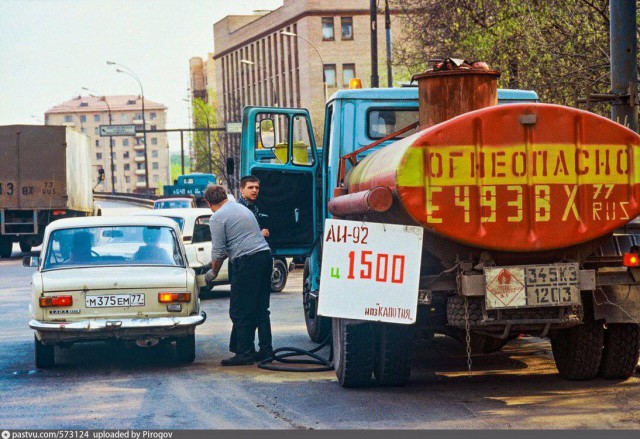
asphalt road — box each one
[1,246,640,429]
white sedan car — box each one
[137,208,291,295]
[26,216,206,368]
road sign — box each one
[99,125,136,136]
[226,122,242,134]
[318,219,423,324]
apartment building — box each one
[211,0,407,178]
[45,95,169,194]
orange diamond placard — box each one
[484,267,526,309]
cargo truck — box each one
[238,65,640,387]
[0,125,93,258]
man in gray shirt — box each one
[203,185,273,366]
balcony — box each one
[133,118,144,125]
[134,144,145,151]
[135,181,147,188]
[134,169,146,176]
[134,156,146,162]
[135,131,144,137]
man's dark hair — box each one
[203,184,227,205]
[240,175,260,189]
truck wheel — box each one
[303,259,330,342]
[271,258,288,292]
[599,324,640,379]
[0,237,12,258]
[34,336,55,369]
[332,318,374,388]
[550,319,604,381]
[19,240,31,253]
[176,333,196,363]
[373,323,414,386]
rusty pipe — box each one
[328,187,393,217]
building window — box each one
[123,138,129,146]
[136,151,145,157]
[323,64,337,87]
[113,165,117,171]
[94,114,101,122]
[321,17,334,41]
[124,164,130,171]
[110,139,115,147]
[95,139,100,147]
[152,162,159,170]
[150,112,156,120]
[123,151,129,159]
[152,150,158,158]
[151,137,158,145]
[96,153,102,160]
[150,125,157,131]
[64,115,72,123]
[343,63,356,87]
[137,163,145,170]
[137,176,145,182]
[80,115,87,122]
[125,176,130,183]
[153,175,159,183]
[113,177,117,184]
[341,17,353,40]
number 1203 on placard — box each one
[345,250,406,283]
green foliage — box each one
[393,0,634,116]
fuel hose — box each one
[257,334,334,372]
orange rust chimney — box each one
[413,59,501,129]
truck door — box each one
[240,107,319,257]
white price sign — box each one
[318,219,423,324]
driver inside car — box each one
[67,231,94,265]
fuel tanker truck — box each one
[238,60,640,387]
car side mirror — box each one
[226,157,235,176]
[259,119,275,149]
[23,256,39,268]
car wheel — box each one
[19,240,31,253]
[176,333,196,363]
[34,335,55,369]
[0,237,12,259]
[271,258,288,292]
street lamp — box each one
[107,61,149,195]
[240,59,278,107]
[83,87,115,193]
[281,31,328,103]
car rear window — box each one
[43,226,184,270]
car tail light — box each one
[623,253,640,267]
[52,210,67,216]
[39,295,73,307]
[158,292,191,303]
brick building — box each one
[45,95,169,194]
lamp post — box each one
[107,61,149,195]
[240,59,278,107]
[280,31,328,103]
[83,87,115,193]
[192,99,213,174]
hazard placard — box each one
[484,267,527,309]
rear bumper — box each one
[30,312,206,343]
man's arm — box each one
[205,259,225,284]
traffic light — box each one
[97,168,105,183]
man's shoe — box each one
[254,349,275,362]
[221,353,255,366]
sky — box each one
[0,0,284,152]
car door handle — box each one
[294,208,299,223]
[197,247,204,251]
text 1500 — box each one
[346,250,405,284]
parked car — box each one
[26,215,206,368]
[136,207,291,295]
[153,197,197,210]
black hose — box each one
[257,334,334,372]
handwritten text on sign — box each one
[318,219,423,324]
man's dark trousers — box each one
[229,250,273,356]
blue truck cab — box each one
[240,87,539,340]
[163,173,216,202]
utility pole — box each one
[610,0,638,132]
[384,0,393,87]
[370,0,379,88]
